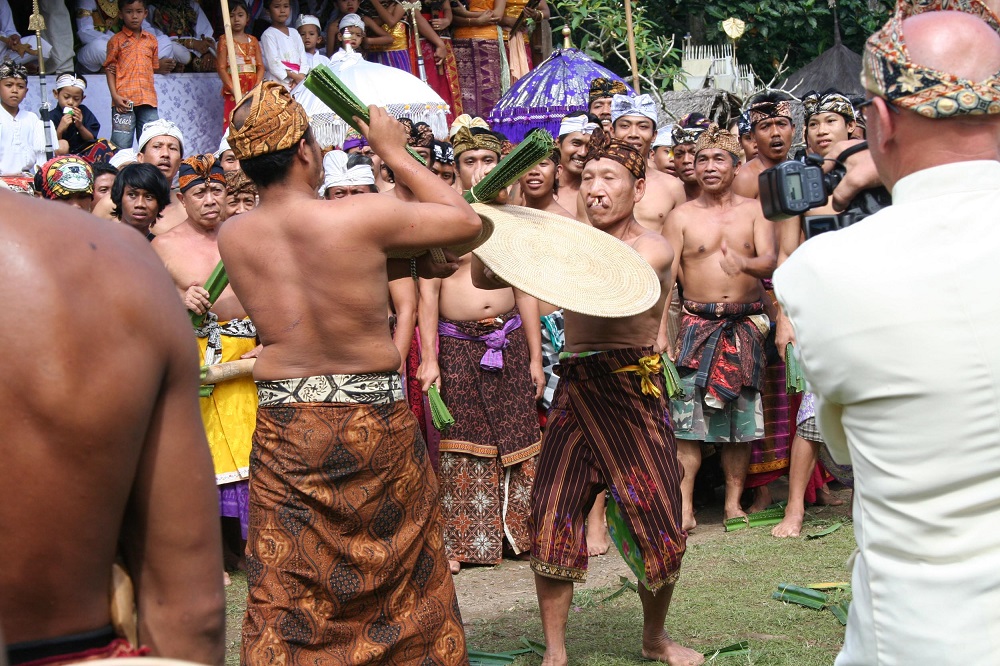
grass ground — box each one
[224,495,853,666]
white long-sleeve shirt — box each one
[260,26,309,88]
[0,108,51,176]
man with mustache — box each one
[663,125,776,530]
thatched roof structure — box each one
[779,42,864,97]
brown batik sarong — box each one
[242,373,467,666]
[437,309,541,564]
[530,347,686,593]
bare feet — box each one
[448,559,460,575]
[681,510,697,532]
[723,506,747,523]
[816,485,845,506]
[540,647,568,666]
[586,522,611,556]
[746,485,772,514]
[223,571,232,586]
[642,631,705,665]
[771,510,805,538]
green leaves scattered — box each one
[724,503,787,532]
[806,521,844,540]
[771,583,829,610]
[703,640,751,659]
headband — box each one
[584,126,645,180]
[747,99,793,128]
[408,121,435,148]
[802,90,856,122]
[863,0,1000,117]
[39,156,93,200]
[229,81,310,160]
[342,127,369,151]
[137,119,185,154]
[55,73,87,92]
[215,134,232,159]
[671,114,709,145]
[296,14,321,28]
[0,58,27,81]
[321,150,375,191]
[433,140,454,165]
[652,125,674,148]
[225,168,257,196]
[611,93,658,124]
[693,124,740,158]
[452,126,502,157]
[178,154,226,193]
[339,13,366,30]
[736,110,753,137]
[558,115,598,138]
[449,113,490,138]
[589,77,628,104]
[109,148,136,168]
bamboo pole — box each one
[623,0,640,93]
[220,0,243,101]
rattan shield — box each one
[471,203,661,318]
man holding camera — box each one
[663,125,776,530]
[775,3,1000,663]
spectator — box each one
[105,0,160,149]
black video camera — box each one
[758,142,891,239]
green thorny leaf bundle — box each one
[661,353,684,399]
[190,260,228,328]
[785,342,806,394]
[427,384,455,431]
[304,66,426,164]
[464,129,555,204]
[724,503,787,532]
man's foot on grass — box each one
[641,632,705,665]
[586,524,611,556]
[540,647,568,666]
[815,485,845,506]
[771,511,805,538]
[723,507,747,523]
[448,559,461,575]
[746,486,772,514]
[682,511,697,532]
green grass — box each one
[224,516,854,665]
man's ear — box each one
[633,176,646,204]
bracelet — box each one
[410,256,418,279]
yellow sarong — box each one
[197,325,257,485]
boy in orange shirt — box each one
[105,0,159,149]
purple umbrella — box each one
[487,48,633,143]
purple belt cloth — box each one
[439,315,523,371]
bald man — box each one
[776,4,1000,664]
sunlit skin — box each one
[92,173,116,208]
[0,77,27,116]
[739,133,757,162]
[138,136,183,180]
[612,116,655,155]
[431,162,456,186]
[580,159,643,231]
[518,157,558,200]
[558,132,590,178]
[218,149,240,172]
[805,111,855,158]
[589,97,612,126]
[298,24,322,54]
[324,184,372,199]
[694,148,740,195]
[753,116,794,166]
[456,148,497,189]
[672,143,697,185]
[121,185,163,234]
[651,146,676,176]
[180,181,227,230]
[226,191,257,216]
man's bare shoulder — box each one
[630,226,674,269]
[732,193,765,215]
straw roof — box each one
[779,43,865,97]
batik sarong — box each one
[242,373,467,666]
[530,347,685,592]
[7,626,148,666]
[539,309,565,412]
[797,392,854,488]
[451,37,503,118]
[437,309,541,564]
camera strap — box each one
[833,141,869,169]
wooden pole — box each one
[220,0,243,101]
[623,0,640,93]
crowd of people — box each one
[2,1,1000,666]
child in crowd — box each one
[367,0,413,73]
[0,59,65,184]
[217,0,263,130]
[105,0,160,149]
[297,15,331,69]
[53,74,101,155]
[260,0,307,89]
[324,0,391,59]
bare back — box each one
[633,169,685,234]
[0,193,223,659]
[732,157,764,199]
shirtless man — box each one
[611,94,685,234]
[554,111,596,219]
[94,120,186,233]
[670,114,710,203]
[220,82,477,664]
[418,122,544,574]
[518,147,572,217]
[588,76,628,129]
[111,162,171,239]
[732,92,795,199]
[664,126,777,528]
[0,192,224,665]
[526,129,703,666]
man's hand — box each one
[6,34,20,47]
[240,344,263,359]
[775,312,796,362]
[719,240,746,277]
[823,140,882,212]
[356,105,407,159]
[415,249,460,279]
[417,359,441,392]
[183,284,212,314]
[530,358,545,400]
[156,57,177,73]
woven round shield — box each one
[386,214,494,260]
[471,203,661,318]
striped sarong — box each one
[530,347,685,593]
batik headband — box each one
[589,77,628,104]
[39,156,93,200]
[449,113,491,138]
[584,126,645,180]
[748,100,793,128]
[862,0,1000,117]
[433,140,454,165]
[693,124,740,158]
[225,169,257,196]
[296,14,321,28]
[736,110,753,137]
[339,13,366,31]
[452,126,502,157]
[0,58,27,81]
[229,81,310,160]
[802,90,856,122]
[178,154,226,193]
[611,93,658,124]
[321,150,375,192]
[55,73,87,91]
[137,119,185,154]
[408,121,435,148]
[558,115,598,138]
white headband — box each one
[296,14,321,29]
[55,73,86,92]
[321,150,375,192]
[558,115,597,138]
[339,13,365,31]
[611,93,658,124]
[137,119,185,154]
[109,148,136,168]
[215,134,231,159]
[652,125,674,148]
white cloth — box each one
[260,25,308,88]
[137,119,184,154]
[0,0,51,65]
[40,0,74,72]
[293,50,333,116]
[557,115,597,138]
[652,125,674,148]
[321,149,374,193]
[296,14,321,29]
[610,93,657,124]
[338,13,365,31]
[0,108,50,175]
[775,160,1000,666]
[215,134,230,158]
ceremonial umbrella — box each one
[296,49,450,149]
[487,48,632,143]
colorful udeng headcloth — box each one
[862,0,1000,117]
[178,154,226,193]
[589,77,628,104]
[229,82,310,160]
[39,156,93,200]
[584,126,645,180]
[452,126,502,157]
[693,124,740,158]
[747,99,793,128]
[802,90,856,122]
